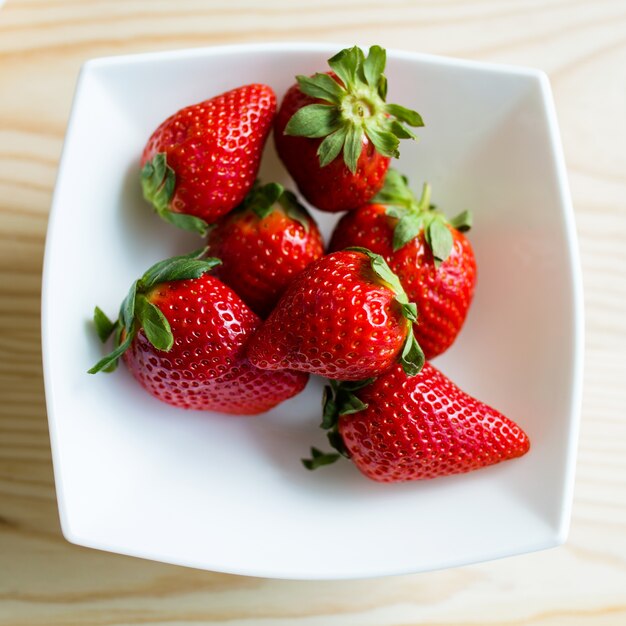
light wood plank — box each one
[1,0,625,624]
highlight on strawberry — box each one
[206,181,325,318]
[141,84,276,235]
[303,363,530,482]
[274,45,424,212]
[246,247,425,381]
[330,169,477,358]
[89,248,308,414]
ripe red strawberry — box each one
[206,182,324,318]
[246,248,424,381]
[330,170,477,359]
[141,84,276,235]
[304,363,530,482]
[274,45,424,212]
[88,249,308,414]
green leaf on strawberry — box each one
[296,74,345,102]
[241,181,312,231]
[317,126,348,167]
[302,447,341,470]
[139,247,219,287]
[93,306,117,343]
[373,169,473,265]
[88,248,221,374]
[322,379,374,427]
[426,219,454,269]
[135,296,173,352]
[398,302,418,322]
[321,383,339,430]
[449,209,473,232]
[88,331,135,376]
[285,104,339,138]
[373,169,415,208]
[120,280,138,335]
[284,45,424,174]
[392,213,424,252]
[344,246,425,376]
[141,153,210,236]
[245,182,284,220]
[363,44,386,87]
[400,332,426,376]
[303,377,377,470]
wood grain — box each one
[1,0,625,624]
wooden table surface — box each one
[1,0,625,624]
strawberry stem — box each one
[375,169,472,260]
[416,182,432,212]
[284,45,424,173]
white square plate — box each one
[42,43,583,579]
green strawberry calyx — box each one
[302,378,374,470]
[346,246,425,377]
[88,248,220,374]
[373,169,473,267]
[141,152,210,236]
[284,45,424,174]
[240,181,311,231]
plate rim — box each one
[41,42,584,579]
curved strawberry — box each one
[304,363,530,482]
[246,248,424,381]
[330,170,477,358]
[141,84,276,235]
[274,45,424,212]
[206,182,324,318]
[89,249,308,414]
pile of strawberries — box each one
[90,46,529,483]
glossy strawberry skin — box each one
[274,79,389,213]
[206,206,324,318]
[122,274,308,414]
[330,203,477,359]
[141,84,276,223]
[246,250,410,381]
[339,363,530,482]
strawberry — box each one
[246,248,424,381]
[304,363,530,482]
[206,182,324,318]
[141,84,276,235]
[88,249,308,414]
[274,45,424,213]
[330,169,477,359]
